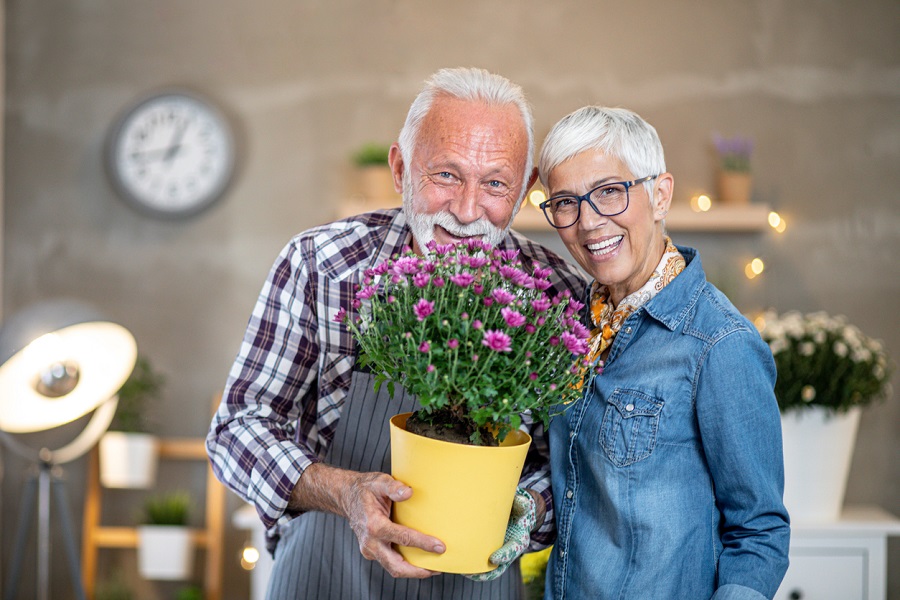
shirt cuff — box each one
[710,583,769,600]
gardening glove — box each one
[466,488,537,582]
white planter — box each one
[99,431,159,489]
[781,406,861,523]
[137,525,195,580]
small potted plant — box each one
[137,491,195,580]
[712,132,753,205]
[352,142,400,207]
[99,355,164,488]
[340,239,590,572]
[757,310,892,521]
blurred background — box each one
[1,1,897,598]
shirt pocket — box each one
[598,389,664,467]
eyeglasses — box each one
[539,175,658,229]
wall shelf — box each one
[335,200,773,234]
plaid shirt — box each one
[207,208,586,549]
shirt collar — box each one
[641,245,706,331]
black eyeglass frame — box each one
[539,174,659,229]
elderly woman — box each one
[536,106,790,600]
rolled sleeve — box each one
[696,327,791,598]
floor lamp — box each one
[0,299,137,600]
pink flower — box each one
[427,364,436,373]
[549,336,560,346]
[501,307,526,328]
[529,372,538,381]
[525,324,536,334]
[531,296,551,312]
[467,256,490,269]
[393,256,420,275]
[433,276,446,288]
[571,321,591,340]
[498,249,520,261]
[472,353,479,362]
[419,341,431,353]
[413,272,430,288]
[533,278,552,291]
[533,266,552,279]
[491,288,516,305]
[562,331,589,355]
[473,284,484,295]
[450,272,475,287]
[472,319,483,330]
[334,307,347,323]
[414,298,435,321]
[482,330,512,352]
[483,297,494,307]
[372,262,390,275]
[568,298,585,313]
[356,285,377,300]
[352,299,362,309]
[447,338,459,349]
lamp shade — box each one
[0,299,137,433]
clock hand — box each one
[163,120,190,162]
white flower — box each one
[874,364,885,379]
[768,339,788,355]
[834,341,848,357]
[799,342,815,357]
[801,385,816,402]
[813,330,826,344]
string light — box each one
[528,189,546,208]
[768,211,787,233]
[744,258,765,279]
[240,544,260,570]
[690,194,712,212]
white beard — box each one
[402,172,510,249]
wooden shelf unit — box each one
[81,436,226,600]
[336,199,773,233]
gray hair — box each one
[538,106,666,200]
[398,67,535,199]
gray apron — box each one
[265,370,524,599]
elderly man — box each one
[207,67,586,599]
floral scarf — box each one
[586,237,685,365]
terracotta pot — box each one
[781,406,861,522]
[358,165,401,207]
[137,525,194,580]
[99,431,159,489]
[389,412,531,574]
[717,171,752,205]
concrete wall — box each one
[2,1,898,598]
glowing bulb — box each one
[767,212,781,228]
[753,314,766,331]
[745,258,765,279]
[528,189,546,207]
[690,194,712,212]
[240,545,260,570]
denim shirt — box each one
[547,246,790,600]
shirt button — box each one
[625,403,635,412]
[569,430,575,438]
[560,549,566,557]
[566,489,573,499]
[625,327,632,334]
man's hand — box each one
[290,463,445,578]
[466,488,537,582]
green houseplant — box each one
[339,239,589,572]
[99,355,165,488]
[137,491,195,580]
[352,142,399,206]
[757,309,892,521]
[340,239,590,446]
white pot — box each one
[781,406,861,523]
[137,525,195,580]
[99,431,159,489]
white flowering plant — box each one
[338,239,591,446]
[757,310,893,414]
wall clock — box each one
[106,90,237,219]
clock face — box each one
[107,92,236,218]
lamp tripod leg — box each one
[52,473,87,600]
[3,473,38,600]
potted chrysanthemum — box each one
[757,310,892,521]
[339,239,589,573]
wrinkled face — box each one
[547,149,673,306]
[391,96,531,253]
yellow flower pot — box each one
[716,171,753,205]
[389,413,532,573]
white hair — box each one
[538,106,666,200]
[398,67,535,200]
